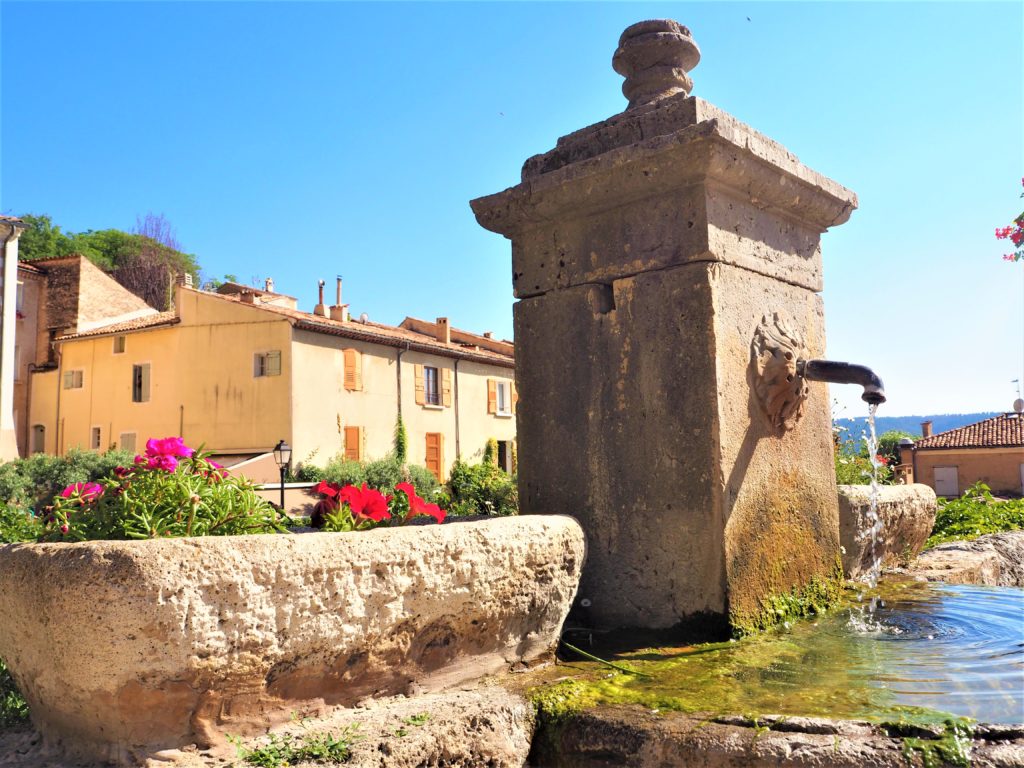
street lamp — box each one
[272,439,292,510]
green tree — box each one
[876,429,915,467]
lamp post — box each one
[272,439,291,511]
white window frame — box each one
[63,370,84,390]
[254,350,282,377]
[132,363,151,403]
[495,380,512,416]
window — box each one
[415,364,450,407]
[132,364,151,403]
[31,425,44,454]
[113,336,126,354]
[63,370,84,389]
[12,345,19,381]
[344,426,362,461]
[497,440,512,473]
[15,282,24,314]
[254,350,282,377]
[424,366,440,405]
[343,349,362,391]
[90,427,102,450]
[120,432,137,454]
[487,379,515,416]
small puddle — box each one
[551,580,1024,725]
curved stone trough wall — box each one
[838,484,936,579]
[0,516,584,764]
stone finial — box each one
[612,20,700,109]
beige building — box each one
[27,278,517,482]
[899,414,1024,496]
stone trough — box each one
[0,516,584,764]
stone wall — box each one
[0,516,584,764]
[837,484,936,579]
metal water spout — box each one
[797,359,886,405]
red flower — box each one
[340,483,391,523]
[395,482,445,524]
[314,480,340,499]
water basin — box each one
[558,580,1024,725]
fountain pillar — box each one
[471,20,858,634]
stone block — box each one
[837,484,937,579]
[0,516,584,764]
[909,531,1024,587]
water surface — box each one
[562,581,1024,724]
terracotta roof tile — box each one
[914,413,1024,450]
[195,289,515,367]
[57,312,179,340]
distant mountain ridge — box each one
[834,412,1001,439]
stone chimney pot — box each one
[921,421,933,438]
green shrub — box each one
[0,504,41,543]
[363,456,404,490]
[320,456,367,487]
[445,460,518,517]
[927,482,1024,548]
[405,463,440,499]
[0,448,134,511]
[0,657,29,728]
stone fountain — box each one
[473,20,863,634]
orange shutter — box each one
[343,349,357,391]
[511,382,519,414]
[487,379,497,414]
[414,364,425,405]
[425,432,443,482]
[441,368,452,407]
[344,426,362,461]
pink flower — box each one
[145,437,193,459]
[147,454,178,472]
[60,482,103,502]
[60,524,69,534]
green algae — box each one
[532,580,1001,728]
[892,718,975,768]
[732,558,846,637]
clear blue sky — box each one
[2,1,1021,419]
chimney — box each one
[313,280,327,316]
[436,317,451,344]
[240,290,256,304]
[483,331,493,339]
[921,421,933,438]
[264,277,274,293]
[329,277,347,320]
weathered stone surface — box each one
[0,516,583,763]
[838,484,937,579]
[531,705,1024,767]
[908,531,1024,586]
[0,686,536,768]
[471,22,855,634]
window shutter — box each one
[437,433,445,480]
[487,379,497,414]
[267,351,281,376]
[414,364,425,405]
[511,381,518,414]
[344,426,362,461]
[344,349,358,391]
[354,350,362,391]
[140,364,151,402]
[441,368,452,407]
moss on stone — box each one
[890,718,975,768]
[731,558,846,637]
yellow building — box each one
[28,281,517,482]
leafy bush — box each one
[0,448,134,511]
[833,424,894,486]
[40,438,288,542]
[0,657,29,728]
[444,460,518,517]
[310,453,439,498]
[927,482,1024,548]
[0,504,41,543]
